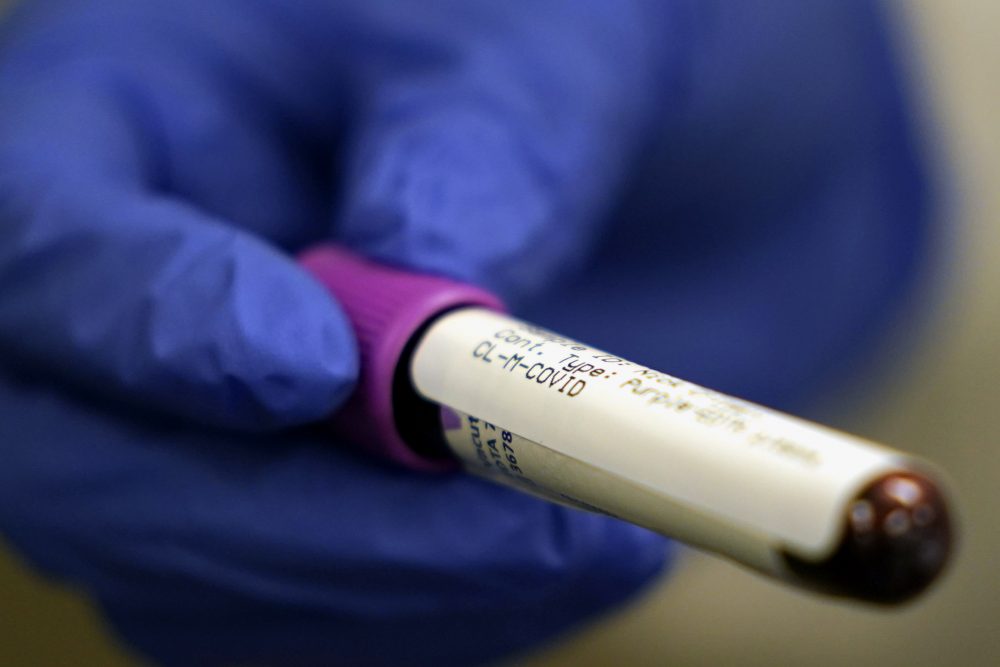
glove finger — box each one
[332,1,684,304]
[0,372,671,667]
[0,65,356,430]
[0,0,342,247]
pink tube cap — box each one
[299,245,504,471]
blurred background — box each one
[1,1,998,665]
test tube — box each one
[300,246,954,604]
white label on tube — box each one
[441,408,781,573]
[411,309,905,558]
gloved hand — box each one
[0,2,678,665]
[0,1,929,666]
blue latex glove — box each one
[0,1,929,667]
[0,2,679,665]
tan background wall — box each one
[1,1,998,665]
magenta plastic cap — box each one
[299,245,504,471]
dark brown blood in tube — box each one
[783,472,953,604]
